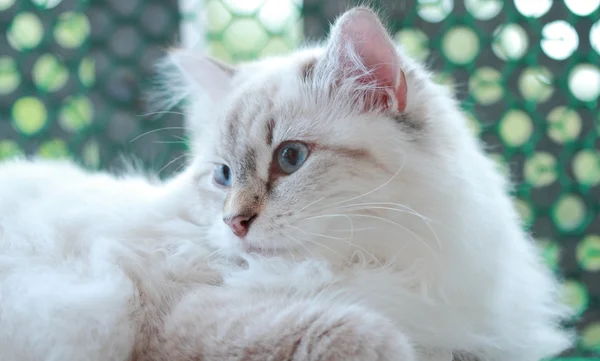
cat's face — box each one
[172,8,485,264]
[195,54,416,259]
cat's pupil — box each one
[213,164,232,187]
[222,165,230,180]
[282,148,298,166]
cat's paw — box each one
[146,287,415,361]
[285,303,416,361]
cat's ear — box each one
[166,48,235,103]
[324,7,407,113]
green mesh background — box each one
[1,0,599,358]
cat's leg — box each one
[0,264,137,361]
[147,285,416,361]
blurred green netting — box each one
[0,0,599,358]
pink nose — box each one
[224,214,256,238]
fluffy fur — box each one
[159,7,573,361]
[139,265,416,361]
[0,159,222,360]
[0,160,413,361]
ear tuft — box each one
[324,7,407,113]
[167,49,235,99]
[145,49,236,133]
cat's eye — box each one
[276,142,310,174]
[213,164,232,187]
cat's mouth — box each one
[242,242,287,257]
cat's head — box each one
[166,8,505,265]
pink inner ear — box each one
[333,9,407,113]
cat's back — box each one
[0,158,89,202]
[0,160,117,283]
[0,158,159,258]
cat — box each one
[153,6,574,361]
[0,6,572,361]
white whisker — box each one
[286,215,380,265]
[158,153,189,176]
[338,204,443,250]
[281,196,326,216]
[282,233,315,258]
[138,110,188,118]
[284,224,351,240]
[328,238,383,267]
[327,154,406,207]
[342,213,441,262]
[203,249,221,261]
[129,126,191,143]
[329,227,374,232]
[290,232,346,261]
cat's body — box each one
[156,7,572,361]
[0,6,571,361]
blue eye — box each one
[213,164,232,187]
[276,142,310,174]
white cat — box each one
[156,6,573,361]
[0,6,572,361]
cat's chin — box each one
[242,244,289,257]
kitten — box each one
[158,7,573,361]
[0,6,572,361]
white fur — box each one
[0,159,222,360]
[144,271,417,361]
[0,159,405,361]
[165,7,573,361]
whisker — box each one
[129,126,192,143]
[153,140,188,145]
[284,224,351,240]
[172,155,192,174]
[328,155,406,206]
[282,241,297,262]
[290,232,346,261]
[203,249,221,261]
[281,196,326,216]
[158,153,189,176]
[328,238,383,267]
[339,201,469,251]
[337,204,442,250]
[282,233,315,259]
[301,214,353,221]
[337,202,430,219]
[286,215,376,263]
[329,227,374,232]
[302,212,440,262]
[286,220,382,266]
[138,110,188,118]
[342,213,441,261]
[302,238,346,261]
